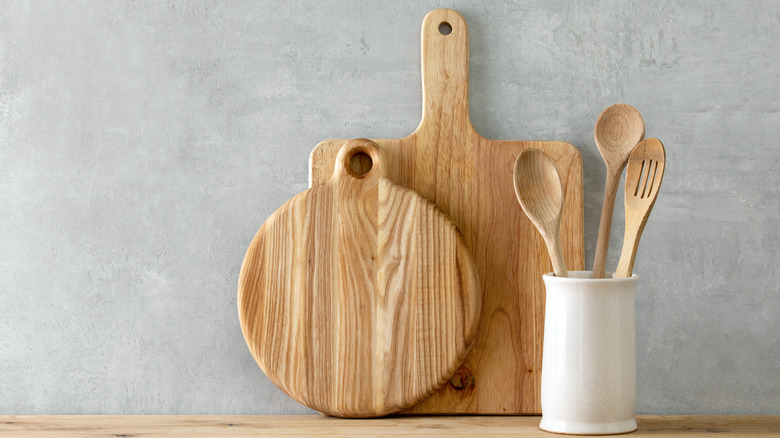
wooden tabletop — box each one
[0,415,777,437]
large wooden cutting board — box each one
[309,9,584,414]
[239,139,481,417]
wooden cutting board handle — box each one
[239,139,481,418]
[419,9,471,134]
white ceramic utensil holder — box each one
[540,271,638,435]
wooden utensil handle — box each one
[592,171,622,278]
[544,235,568,278]
[615,224,642,278]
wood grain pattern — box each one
[2,416,777,437]
[239,139,481,418]
[616,138,666,278]
[309,9,584,414]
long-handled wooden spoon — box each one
[513,149,568,277]
[592,104,645,278]
[615,138,666,278]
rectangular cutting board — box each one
[308,9,584,414]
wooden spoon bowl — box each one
[594,104,645,155]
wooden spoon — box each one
[591,104,645,278]
[513,148,568,277]
[615,138,666,278]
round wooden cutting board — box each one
[238,139,481,418]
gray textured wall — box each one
[1,0,778,415]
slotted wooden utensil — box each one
[238,139,481,418]
[309,9,584,414]
[615,138,666,278]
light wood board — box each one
[309,9,584,414]
[239,139,481,417]
[2,416,777,437]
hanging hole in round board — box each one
[348,151,373,177]
[438,21,452,35]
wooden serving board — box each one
[239,139,481,417]
[309,9,584,414]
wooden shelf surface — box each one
[0,415,777,437]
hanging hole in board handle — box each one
[348,151,373,177]
[438,21,452,35]
[338,139,379,179]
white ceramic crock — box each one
[540,271,638,435]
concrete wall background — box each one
[1,0,778,414]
